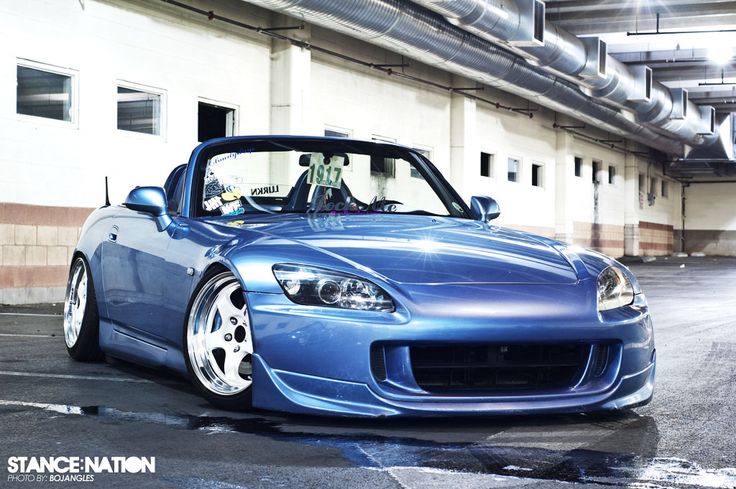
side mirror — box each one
[469,195,501,222]
[124,186,172,231]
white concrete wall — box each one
[568,139,627,228]
[682,182,736,255]
[310,56,452,176]
[639,164,682,228]
[473,102,557,232]
[0,0,271,207]
[686,183,736,230]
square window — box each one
[16,64,73,122]
[507,157,520,182]
[531,163,543,187]
[198,101,236,142]
[592,160,601,184]
[661,180,669,198]
[480,152,494,177]
[608,165,616,184]
[117,86,162,135]
[371,136,396,177]
[411,148,430,178]
[574,157,583,177]
[325,129,349,138]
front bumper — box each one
[245,282,655,417]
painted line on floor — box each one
[0,312,61,317]
[0,399,85,415]
[0,333,56,338]
[0,370,154,383]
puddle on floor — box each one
[1,399,734,488]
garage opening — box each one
[198,101,236,142]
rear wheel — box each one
[184,270,254,410]
[63,257,103,361]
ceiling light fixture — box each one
[708,46,734,66]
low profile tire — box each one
[184,270,254,411]
[63,256,103,361]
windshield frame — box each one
[183,136,472,220]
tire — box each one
[63,256,103,361]
[183,270,254,410]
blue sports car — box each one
[63,136,655,416]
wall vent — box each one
[698,106,716,134]
[628,65,652,103]
[509,0,545,47]
[669,88,688,120]
[580,37,606,79]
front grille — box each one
[410,343,589,393]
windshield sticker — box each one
[204,196,223,212]
[221,187,242,202]
[210,152,239,166]
[251,185,280,196]
[204,178,225,200]
[308,153,344,189]
[221,200,244,216]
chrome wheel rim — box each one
[63,259,87,348]
[187,273,253,396]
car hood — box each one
[213,214,578,285]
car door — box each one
[101,210,172,340]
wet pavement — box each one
[1,256,735,488]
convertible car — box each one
[63,136,655,416]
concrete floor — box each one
[0,256,735,488]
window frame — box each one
[116,80,167,139]
[592,159,602,184]
[16,58,78,128]
[608,165,616,185]
[661,180,669,198]
[370,135,397,178]
[531,162,544,188]
[197,97,239,142]
[507,156,521,183]
[574,156,583,177]
[324,125,352,138]
[410,145,432,179]
[480,152,494,178]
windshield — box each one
[194,139,469,219]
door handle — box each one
[108,225,119,243]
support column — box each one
[269,16,314,182]
[269,16,313,136]
[449,83,477,199]
[554,130,575,244]
[624,151,640,256]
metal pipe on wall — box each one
[244,0,690,155]
[410,0,719,153]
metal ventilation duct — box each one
[410,0,723,154]
[245,0,690,154]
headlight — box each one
[272,264,395,312]
[597,266,635,311]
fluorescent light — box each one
[708,45,733,65]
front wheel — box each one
[184,270,254,410]
[63,256,103,361]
